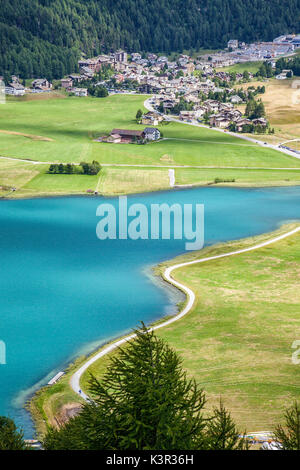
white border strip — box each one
[70,226,300,400]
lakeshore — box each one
[0,89,300,439]
[29,220,300,437]
[1,185,298,436]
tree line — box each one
[1,325,300,450]
[48,161,101,176]
[1,0,300,79]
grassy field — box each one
[175,167,300,187]
[239,78,300,145]
[24,172,99,195]
[0,159,41,197]
[0,93,299,198]
[0,94,299,168]
[99,167,171,195]
[218,61,263,74]
[72,224,300,432]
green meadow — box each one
[0,93,300,197]
[175,167,300,187]
[218,61,263,74]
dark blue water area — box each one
[0,186,300,437]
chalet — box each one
[101,134,122,143]
[162,98,179,110]
[141,112,163,126]
[131,53,142,62]
[114,50,128,63]
[235,118,252,132]
[111,129,145,143]
[61,78,73,89]
[252,118,268,127]
[227,39,239,49]
[78,59,101,73]
[80,66,94,78]
[204,99,220,113]
[209,115,231,128]
[32,79,52,90]
[144,128,160,141]
[68,75,83,84]
[5,83,25,96]
[71,88,88,97]
[179,111,197,121]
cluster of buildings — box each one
[206,33,300,69]
[209,106,267,131]
[4,77,52,96]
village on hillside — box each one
[3,33,299,137]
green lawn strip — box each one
[175,167,300,187]
[24,171,99,193]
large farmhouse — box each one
[111,129,145,143]
[99,127,161,144]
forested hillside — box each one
[1,0,300,79]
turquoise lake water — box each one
[0,186,300,436]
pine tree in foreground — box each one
[205,400,248,450]
[274,402,300,450]
[44,324,207,450]
[0,416,27,450]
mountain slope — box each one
[1,0,300,79]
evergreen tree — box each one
[274,402,300,450]
[0,417,27,450]
[205,401,248,450]
[43,324,207,450]
[136,109,143,121]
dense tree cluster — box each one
[48,161,101,175]
[1,0,300,79]
[245,99,266,119]
[87,85,108,98]
[276,56,300,76]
